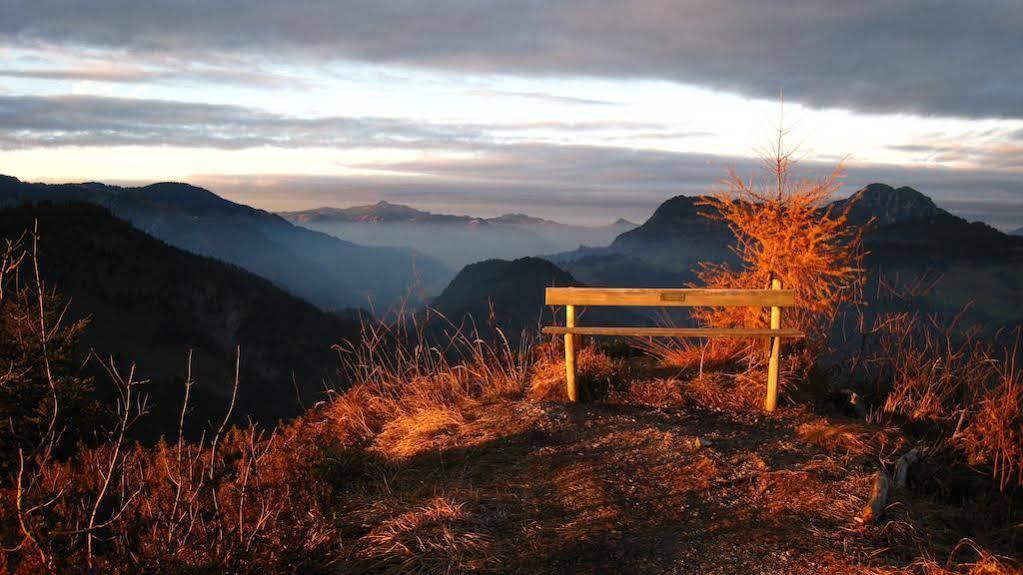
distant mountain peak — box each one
[283,203,578,228]
[835,183,948,227]
[488,213,557,225]
[613,194,716,238]
[281,201,474,224]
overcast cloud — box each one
[2,0,1021,119]
[1,1,1021,230]
[0,94,495,149]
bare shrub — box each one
[1,353,346,574]
[0,228,96,475]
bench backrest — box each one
[545,287,796,308]
[544,285,797,411]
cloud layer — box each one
[0,94,488,149]
[4,92,1021,228]
[3,0,1021,118]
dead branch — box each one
[857,468,891,524]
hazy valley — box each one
[280,201,637,270]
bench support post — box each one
[764,278,782,412]
[565,304,578,402]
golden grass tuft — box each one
[959,360,1023,491]
[899,540,1023,575]
[634,337,743,371]
[682,370,769,412]
[617,377,686,408]
[375,405,466,459]
[796,420,904,459]
[528,342,626,402]
[356,497,497,574]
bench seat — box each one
[541,326,805,338]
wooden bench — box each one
[541,281,804,411]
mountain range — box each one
[280,201,637,269]
[0,176,450,311]
[546,183,1023,326]
[429,183,993,337]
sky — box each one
[1,1,1022,227]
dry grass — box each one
[355,497,497,574]
[886,540,1023,575]
[4,303,1020,573]
[0,295,535,574]
[528,341,627,402]
[633,337,742,371]
[959,355,1023,491]
[375,406,466,459]
[616,376,687,408]
[852,303,1023,491]
[797,420,905,460]
[324,308,531,448]
[859,310,989,422]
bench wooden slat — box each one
[542,326,805,338]
[545,287,796,308]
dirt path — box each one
[336,394,933,574]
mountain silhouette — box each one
[0,202,363,440]
[430,257,581,336]
[0,176,450,311]
[430,257,647,339]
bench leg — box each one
[764,278,782,412]
[565,304,577,402]
[765,335,780,411]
